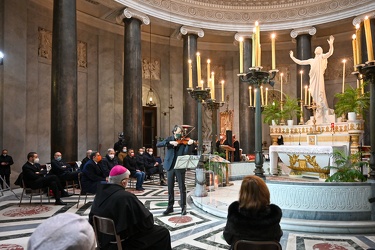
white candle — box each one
[252,28,256,67]
[249,86,252,106]
[356,24,362,64]
[265,87,268,106]
[201,80,204,89]
[207,59,211,88]
[211,71,215,100]
[221,80,225,102]
[261,85,264,105]
[239,37,244,73]
[352,34,358,70]
[308,88,311,106]
[364,16,374,61]
[188,59,193,88]
[342,59,346,93]
[253,88,256,107]
[280,73,283,102]
[196,52,201,88]
[300,70,303,101]
[271,33,276,69]
[304,85,308,105]
[255,21,260,66]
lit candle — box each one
[207,59,211,88]
[352,34,358,69]
[201,80,204,89]
[356,24,362,64]
[308,88,311,106]
[304,85,308,105]
[221,80,225,102]
[255,21,260,66]
[280,73,283,102]
[342,59,346,93]
[271,33,276,69]
[239,37,244,73]
[300,70,303,101]
[211,71,215,100]
[265,87,268,106]
[196,52,201,88]
[188,59,193,88]
[361,78,364,95]
[252,28,256,67]
[258,44,262,67]
[364,16,374,61]
[249,86,252,106]
[261,85,264,105]
[253,88,257,107]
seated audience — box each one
[22,152,68,205]
[223,175,283,249]
[28,213,96,250]
[101,148,118,176]
[144,148,166,186]
[136,147,146,172]
[50,151,79,184]
[81,149,92,170]
[123,149,145,191]
[89,165,171,250]
[81,151,107,194]
[117,146,127,165]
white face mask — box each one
[108,154,115,159]
[34,158,40,164]
[2,154,6,157]
[139,152,144,155]
[123,149,127,152]
[148,152,153,155]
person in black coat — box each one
[0,149,14,189]
[50,152,79,183]
[81,151,107,194]
[223,175,283,249]
[22,152,68,205]
[144,148,166,186]
[123,149,145,191]
[101,148,118,176]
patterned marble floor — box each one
[0,171,375,250]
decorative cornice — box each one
[234,32,253,41]
[290,27,316,39]
[353,11,375,26]
[179,26,205,39]
[116,8,150,25]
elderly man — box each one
[50,152,79,184]
[89,165,171,250]
[81,150,93,170]
[101,148,118,176]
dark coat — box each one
[101,155,119,176]
[81,159,106,194]
[50,159,71,176]
[123,155,141,176]
[156,135,190,171]
[22,162,47,188]
[136,153,146,171]
[0,154,14,175]
[223,201,283,248]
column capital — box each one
[178,26,204,39]
[234,32,253,42]
[116,8,150,25]
[290,27,316,39]
[353,12,375,26]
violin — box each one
[176,137,192,145]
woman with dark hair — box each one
[223,175,283,249]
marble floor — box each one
[0,171,375,250]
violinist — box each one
[156,125,194,216]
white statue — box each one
[290,35,334,123]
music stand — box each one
[0,176,19,199]
[174,155,200,170]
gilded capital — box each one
[290,27,316,39]
[234,32,253,42]
[116,8,150,25]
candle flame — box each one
[352,34,356,39]
[255,21,259,26]
[196,52,200,56]
[221,80,225,84]
[365,16,369,20]
[271,33,276,39]
[266,87,268,90]
[249,86,251,89]
[300,70,303,74]
[211,71,215,75]
[207,59,211,63]
[280,73,284,76]
[188,59,192,63]
[239,37,244,42]
[342,59,347,63]
[355,24,360,30]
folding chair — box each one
[93,215,123,250]
[19,179,50,206]
[234,240,282,250]
[76,172,94,208]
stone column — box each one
[180,26,204,140]
[235,33,254,154]
[51,0,77,161]
[117,9,150,150]
[291,27,316,122]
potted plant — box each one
[334,85,370,120]
[263,100,282,125]
[325,149,367,182]
[281,95,300,125]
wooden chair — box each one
[234,240,282,250]
[19,179,50,207]
[76,172,94,208]
[93,215,123,250]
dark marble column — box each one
[51,0,77,161]
[181,27,204,140]
[237,34,254,154]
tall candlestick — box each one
[342,59,346,93]
[258,44,262,67]
[261,85,264,105]
[304,85,308,105]
[364,16,374,61]
[265,87,268,106]
[211,72,215,100]
[280,73,283,102]
[196,52,201,88]
[300,70,303,101]
[308,88,311,106]
[221,80,225,102]
[201,80,204,89]
[352,34,358,69]
[252,28,256,67]
[249,86,252,106]
[255,21,260,66]
[188,59,193,88]
[253,88,256,107]
[207,59,211,88]
[355,24,362,64]
[361,77,364,95]
[271,33,276,69]
[239,37,244,73]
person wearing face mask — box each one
[144,148,166,186]
[0,149,14,189]
[136,148,146,173]
[81,149,93,170]
[22,152,67,205]
[156,125,194,215]
[81,151,107,194]
[50,152,79,186]
[101,148,119,176]
[117,146,128,165]
[123,149,145,191]
[114,132,127,156]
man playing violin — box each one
[156,125,194,215]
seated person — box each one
[101,148,119,176]
[28,213,96,250]
[81,151,107,194]
[123,149,145,191]
[22,152,68,205]
[144,148,166,186]
[81,149,92,170]
[50,151,79,183]
[89,165,171,250]
[223,175,283,248]
[117,146,127,165]
[136,148,146,172]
